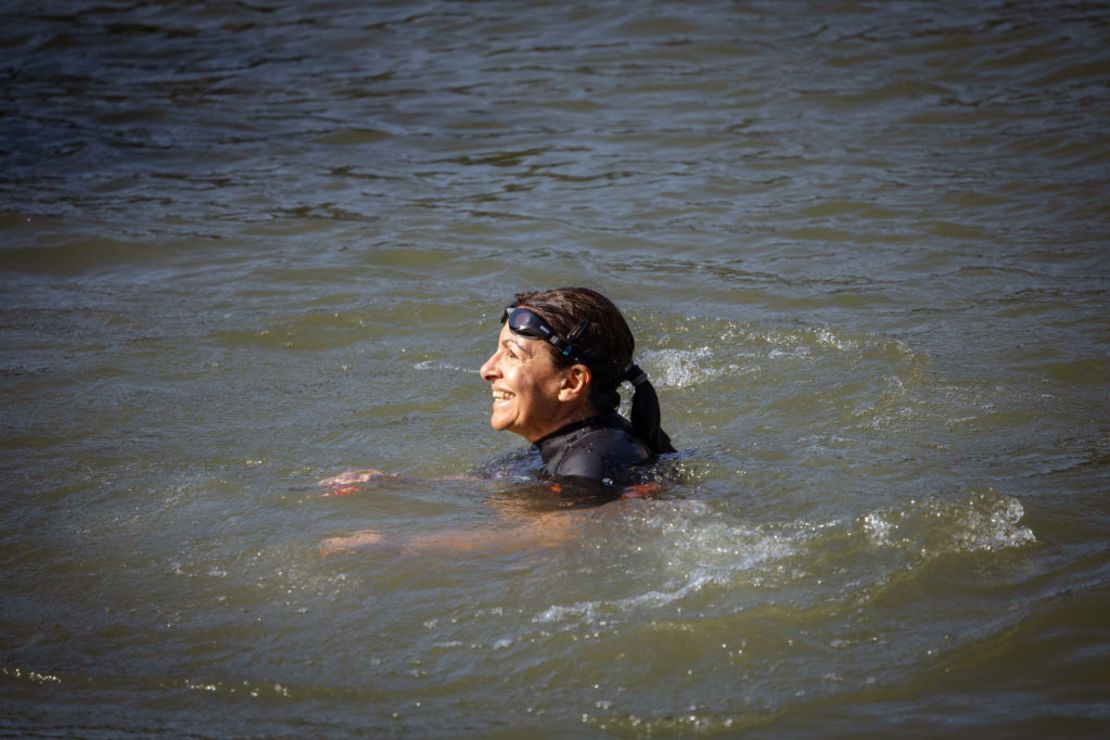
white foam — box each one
[814,327,859,352]
[951,494,1036,552]
[862,512,894,546]
[861,490,1036,554]
[534,575,715,624]
[534,502,797,625]
[532,492,1033,632]
[413,360,472,373]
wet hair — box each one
[509,287,676,455]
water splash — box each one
[532,490,1034,631]
[641,347,721,389]
[861,488,1036,554]
[534,501,798,625]
[413,360,473,374]
[640,322,921,392]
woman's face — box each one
[479,323,570,442]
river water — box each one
[1,1,1108,737]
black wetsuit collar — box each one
[533,411,621,446]
[533,411,627,463]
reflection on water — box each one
[2,0,1108,736]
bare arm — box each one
[319,510,580,557]
[318,469,482,496]
[318,469,400,496]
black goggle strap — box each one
[561,319,591,359]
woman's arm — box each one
[318,469,401,496]
[318,469,482,496]
[319,510,580,557]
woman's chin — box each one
[491,415,530,440]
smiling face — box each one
[479,322,588,442]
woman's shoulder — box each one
[539,412,652,482]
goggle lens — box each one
[504,307,554,340]
[501,307,590,361]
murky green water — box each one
[2,1,1108,736]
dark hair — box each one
[509,287,676,455]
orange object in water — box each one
[549,484,562,495]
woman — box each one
[319,287,675,554]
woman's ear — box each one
[557,364,592,402]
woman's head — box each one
[507,287,633,410]
[479,287,675,453]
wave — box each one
[640,322,920,390]
[532,488,1034,628]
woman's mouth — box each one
[493,389,515,402]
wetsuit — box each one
[534,411,652,486]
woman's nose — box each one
[479,353,499,380]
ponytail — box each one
[624,363,676,455]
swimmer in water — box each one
[319,287,675,554]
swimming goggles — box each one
[502,306,591,363]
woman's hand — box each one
[318,469,398,496]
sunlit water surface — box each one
[2,1,1108,737]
